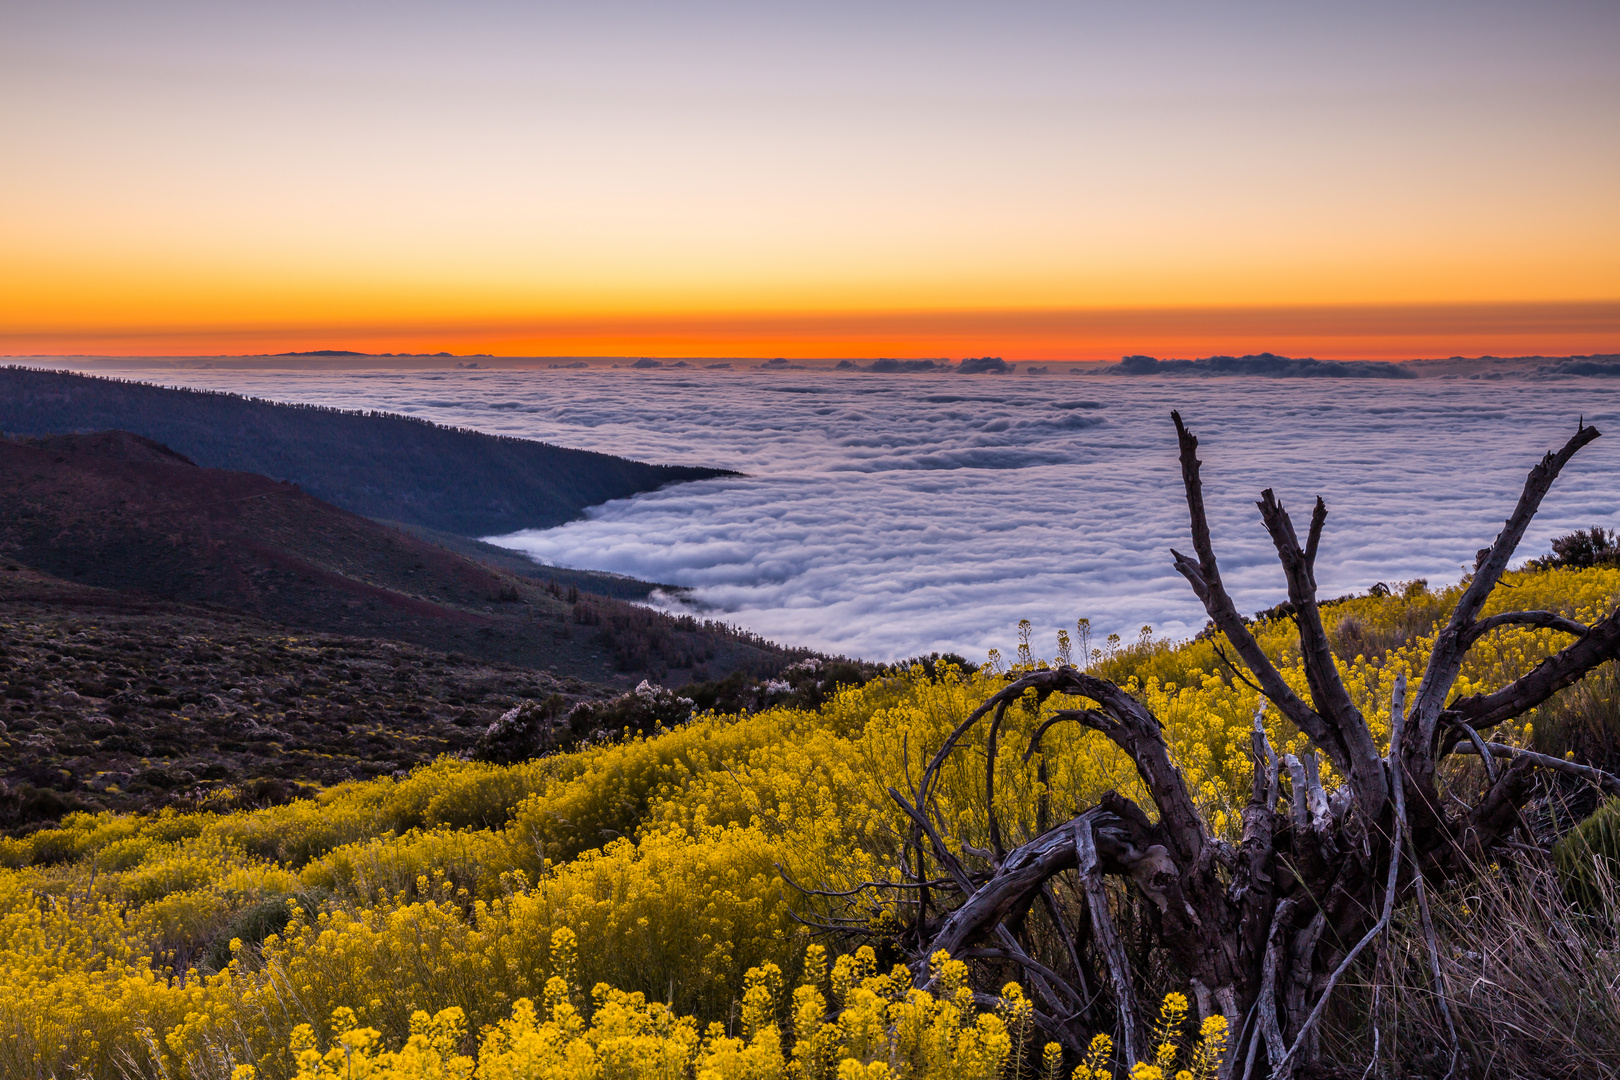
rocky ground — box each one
[0,566,607,826]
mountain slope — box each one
[0,366,733,535]
[0,433,785,681]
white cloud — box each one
[99,366,1620,662]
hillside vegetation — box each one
[1,564,1616,1078]
[0,366,732,536]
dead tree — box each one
[799,413,1620,1077]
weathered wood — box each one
[1078,815,1140,1067]
[1256,487,1387,814]
[1257,897,1298,1077]
[1443,607,1620,733]
[1412,422,1601,747]
[1171,412,1342,773]
[1454,740,1620,797]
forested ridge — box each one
[0,367,733,536]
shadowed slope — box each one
[0,434,784,681]
[0,366,734,535]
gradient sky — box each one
[3,0,1617,358]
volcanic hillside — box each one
[0,365,734,535]
[0,432,786,682]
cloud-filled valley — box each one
[68,367,1620,661]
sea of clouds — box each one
[58,365,1620,661]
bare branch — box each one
[1285,912,1327,1058]
[1413,421,1602,746]
[917,672,1055,812]
[1446,719,1498,785]
[1066,670,1207,865]
[1452,741,1620,797]
[1214,645,1264,695]
[988,926,1092,1021]
[1282,750,1331,839]
[775,865,955,898]
[1257,897,1298,1076]
[1170,411,1345,777]
[985,698,1011,861]
[1232,705,1280,948]
[1460,609,1590,647]
[1256,487,1386,812]
[1022,709,1106,763]
[1282,754,1312,837]
[1038,883,1094,1019]
[1406,833,1460,1075]
[921,806,1153,963]
[1300,750,1331,835]
[1444,607,1620,733]
[958,948,1088,1010]
[887,787,975,895]
[1252,701,1281,812]
[1303,496,1327,578]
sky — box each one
[3,0,1618,359]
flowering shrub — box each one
[242,941,1031,1080]
[0,566,1611,1076]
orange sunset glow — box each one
[3,1,1617,359]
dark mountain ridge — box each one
[0,366,734,536]
[0,433,787,682]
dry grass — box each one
[1325,856,1620,1079]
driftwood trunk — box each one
[801,414,1620,1078]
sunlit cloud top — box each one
[4,0,1617,357]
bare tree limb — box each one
[1065,670,1207,865]
[1299,750,1332,836]
[1232,705,1281,965]
[1170,411,1343,773]
[985,698,1012,861]
[887,787,976,895]
[1037,883,1094,1018]
[1460,609,1589,647]
[1413,421,1602,747]
[1214,645,1264,695]
[1452,741,1620,797]
[1303,496,1327,578]
[920,805,1155,964]
[988,925,1092,1021]
[775,865,955,898]
[1255,486,1385,813]
[917,672,1057,813]
[1407,833,1460,1078]
[1443,607,1620,733]
[1257,897,1298,1076]
[1022,709,1107,763]
[958,948,1088,1011]
[1447,718,1498,785]
[1285,912,1327,1055]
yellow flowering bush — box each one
[0,566,1610,1076]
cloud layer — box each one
[76,366,1620,661]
